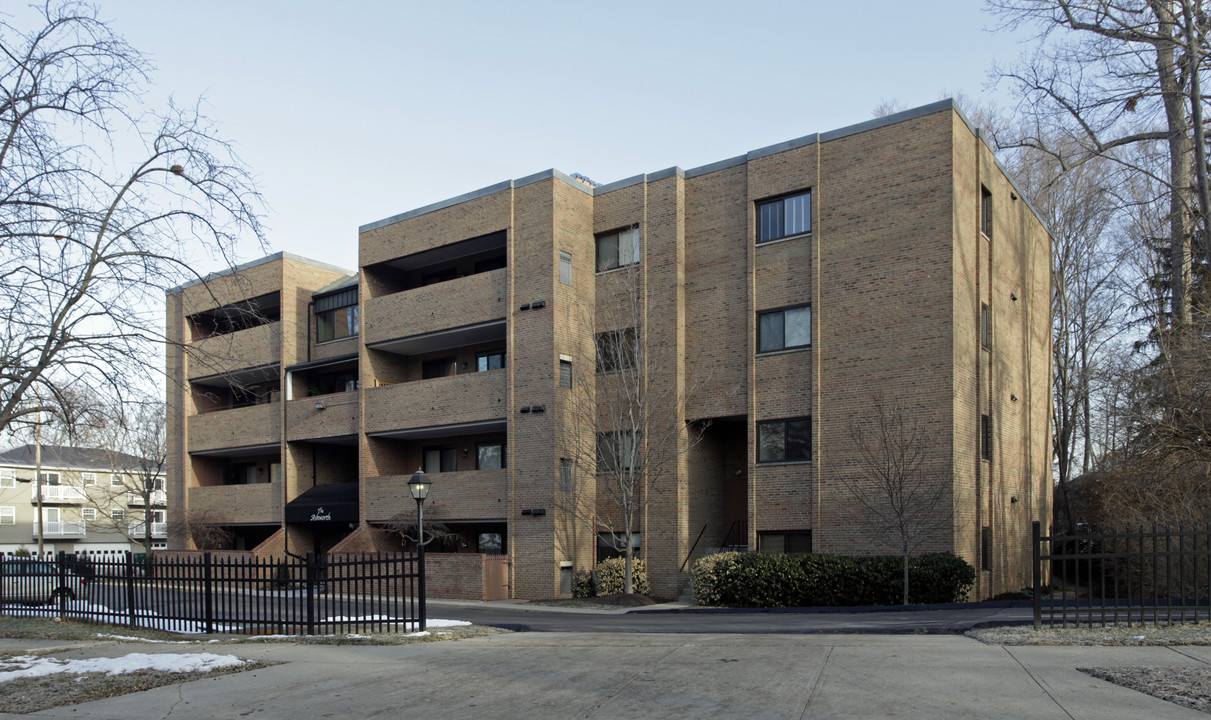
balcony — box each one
[188,322,281,381]
[128,521,168,538]
[364,370,507,436]
[127,490,167,507]
[188,403,281,454]
[363,269,507,348]
[364,469,507,523]
[287,392,359,442]
[33,485,85,504]
[187,484,281,525]
[33,521,86,537]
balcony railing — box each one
[127,490,168,506]
[128,521,168,538]
[363,370,507,435]
[33,485,85,503]
[187,321,281,381]
[187,402,281,453]
[33,521,86,537]
[363,268,507,346]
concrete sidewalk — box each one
[2,632,1207,719]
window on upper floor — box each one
[757,417,811,463]
[981,414,993,462]
[39,472,60,486]
[477,350,506,372]
[111,508,125,521]
[596,328,638,373]
[596,227,639,272]
[110,474,124,487]
[81,508,96,521]
[559,359,573,389]
[315,287,359,343]
[81,472,96,486]
[758,305,811,353]
[422,357,457,380]
[188,292,281,340]
[477,442,506,470]
[597,431,638,472]
[981,303,991,350]
[981,185,993,239]
[559,252,573,285]
[423,446,458,474]
[559,458,575,491]
[0,469,14,488]
[758,190,811,243]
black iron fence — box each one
[1032,520,1211,628]
[0,551,425,635]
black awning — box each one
[285,483,359,524]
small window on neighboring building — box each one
[981,185,993,239]
[757,417,812,463]
[981,303,991,350]
[758,190,811,243]
[0,469,14,488]
[477,442,505,470]
[81,472,96,486]
[477,351,506,372]
[596,328,638,373]
[422,357,457,379]
[559,459,575,492]
[981,414,993,461]
[595,227,639,272]
[423,447,458,474]
[597,431,637,472]
[559,251,573,285]
[759,530,812,554]
[0,506,13,525]
[110,474,123,487]
[981,526,992,571]
[81,508,97,521]
[110,508,125,521]
[559,359,573,389]
[758,305,811,353]
[315,286,359,343]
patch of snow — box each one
[95,634,190,644]
[0,653,248,683]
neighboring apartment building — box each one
[0,445,168,557]
[166,100,1052,601]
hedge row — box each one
[691,552,975,607]
[573,557,651,597]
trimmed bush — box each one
[593,557,650,596]
[571,570,595,598]
[690,552,976,607]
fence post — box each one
[1032,521,1042,630]
[55,551,67,618]
[418,538,426,632]
[203,552,214,634]
[124,551,137,628]
[305,552,316,636]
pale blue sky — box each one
[89,1,1028,271]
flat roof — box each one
[166,252,356,295]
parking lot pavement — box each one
[2,632,1207,719]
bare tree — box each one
[169,505,233,551]
[0,1,265,436]
[88,400,167,553]
[556,263,710,594]
[842,398,952,605]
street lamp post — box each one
[408,468,432,631]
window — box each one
[559,251,573,285]
[596,328,638,373]
[110,508,125,521]
[559,459,575,492]
[316,305,359,343]
[981,185,993,238]
[0,469,14,488]
[110,474,123,487]
[39,472,60,486]
[423,447,458,474]
[81,508,96,521]
[595,227,639,272]
[757,417,811,463]
[422,357,456,379]
[597,431,637,472]
[475,256,507,273]
[0,507,13,526]
[81,472,96,486]
[758,305,811,353]
[477,350,506,372]
[759,531,812,554]
[981,526,992,571]
[479,532,503,555]
[981,303,991,350]
[981,414,993,461]
[477,443,505,470]
[758,190,811,243]
[558,359,573,388]
[270,463,282,484]
[597,532,641,562]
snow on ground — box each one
[1,601,235,634]
[94,634,191,644]
[0,653,249,683]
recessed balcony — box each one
[363,269,507,348]
[187,484,282,525]
[286,392,359,442]
[364,370,507,436]
[188,403,281,454]
[32,485,85,504]
[187,322,281,381]
[364,469,507,523]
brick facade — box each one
[166,100,1051,601]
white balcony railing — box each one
[127,490,167,506]
[32,485,85,503]
[33,521,87,537]
[128,521,168,538]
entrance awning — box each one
[285,483,359,524]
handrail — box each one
[719,519,748,553]
[680,524,708,572]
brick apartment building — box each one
[166,100,1051,601]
